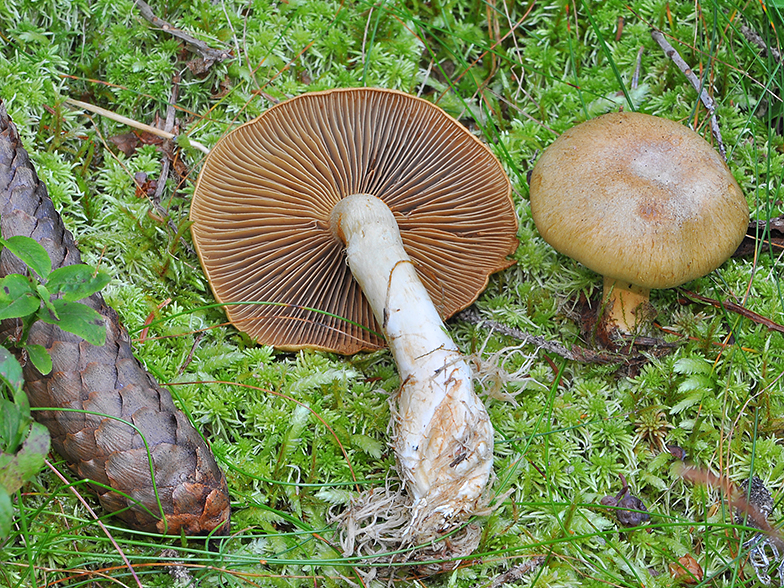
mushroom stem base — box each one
[602,277,652,333]
[330,193,494,543]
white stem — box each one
[330,194,494,542]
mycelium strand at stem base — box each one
[602,276,653,334]
[330,193,494,544]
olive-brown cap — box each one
[190,88,518,354]
[529,112,748,290]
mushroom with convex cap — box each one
[529,111,748,334]
[190,88,518,548]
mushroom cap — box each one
[190,88,518,354]
[529,111,748,290]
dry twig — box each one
[678,288,784,336]
[650,28,726,159]
[739,23,782,63]
[149,75,196,256]
[134,0,233,66]
[481,556,546,588]
[456,307,625,364]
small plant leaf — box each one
[0,421,50,494]
[0,236,51,280]
[47,265,111,301]
[0,347,24,393]
[12,388,30,414]
[0,274,39,320]
[677,374,714,394]
[0,488,11,539]
[670,391,704,415]
[25,344,52,376]
[16,29,50,44]
[0,273,34,301]
[673,357,712,376]
[0,399,23,453]
[314,487,355,505]
[38,300,106,346]
[0,389,33,456]
[351,433,383,459]
[35,283,50,301]
[36,284,59,320]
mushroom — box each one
[529,111,748,333]
[190,88,518,544]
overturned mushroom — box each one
[190,88,518,545]
[529,112,748,334]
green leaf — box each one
[0,488,11,539]
[36,284,59,320]
[0,236,51,279]
[670,391,704,415]
[0,347,24,393]
[641,471,669,492]
[0,387,32,456]
[0,422,50,494]
[0,274,39,320]
[12,388,30,414]
[0,399,23,453]
[35,284,50,301]
[351,433,383,459]
[0,273,34,301]
[38,300,106,346]
[46,264,111,301]
[673,357,712,376]
[25,344,52,376]
[677,374,714,394]
[314,487,354,506]
[16,30,50,44]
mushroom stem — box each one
[602,276,651,333]
[330,193,494,542]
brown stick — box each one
[482,556,547,588]
[149,74,196,257]
[134,0,233,65]
[678,288,784,336]
[153,76,178,202]
[456,307,624,364]
[739,23,782,63]
[650,29,726,160]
